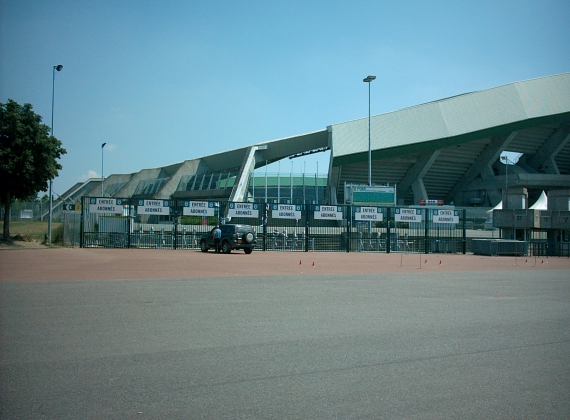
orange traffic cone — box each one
[312,261,315,267]
[299,260,302,265]
[439,260,442,265]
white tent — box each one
[530,190,548,210]
[487,191,548,217]
[487,200,502,217]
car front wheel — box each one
[200,240,208,252]
[222,241,231,254]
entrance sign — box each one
[354,206,383,221]
[432,209,459,224]
[89,198,124,214]
[228,202,259,218]
[395,208,422,222]
[272,204,302,219]
[314,205,343,220]
[183,201,215,216]
[137,199,170,215]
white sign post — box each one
[432,209,459,224]
[137,199,170,215]
[395,208,423,223]
[354,206,383,221]
[89,198,125,214]
[228,202,259,218]
[271,204,302,220]
[183,201,215,216]
[314,205,343,220]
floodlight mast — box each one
[48,64,63,245]
[501,155,512,210]
[363,75,376,186]
[101,143,107,196]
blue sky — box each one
[1,0,569,197]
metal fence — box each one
[1,200,48,221]
[78,197,473,254]
[62,211,81,247]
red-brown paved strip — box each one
[1,248,569,281]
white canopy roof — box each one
[487,201,502,215]
[487,190,547,216]
[530,191,548,210]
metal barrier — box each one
[472,239,528,256]
[528,240,570,257]
[80,197,469,254]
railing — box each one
[80,197,473,253]
[528,240,570,257]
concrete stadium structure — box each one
[60,73,570,211]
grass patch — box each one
[0,221,63,242]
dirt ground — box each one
[1,247,569,281]
[0,239,48,250]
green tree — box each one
[0,99,67,240]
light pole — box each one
[101,143,107,196]
[501,155,511,209]
[501,155,515,240]
[363,75,376,186]
[48,64,63,245]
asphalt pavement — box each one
[1,266,569,419]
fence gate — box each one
[425,208,466,254]
[263,203,307,252]
[349,205,385,253]
[387,207,428,253]
[386,207,466,254]
[81,197,131,248]
[306,204,347,252]
[173,200,221,250]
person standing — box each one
[213,225,222,253]
[273,228,279,249]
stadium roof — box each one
[329,72,570,206]
[330,72,570,165]
[64,72,570,208]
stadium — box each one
[56,73,570,254]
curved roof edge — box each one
[330,72,570,161]
[165,128,329,173]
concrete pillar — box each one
[502,187,528,210]
[547,189,570,211]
